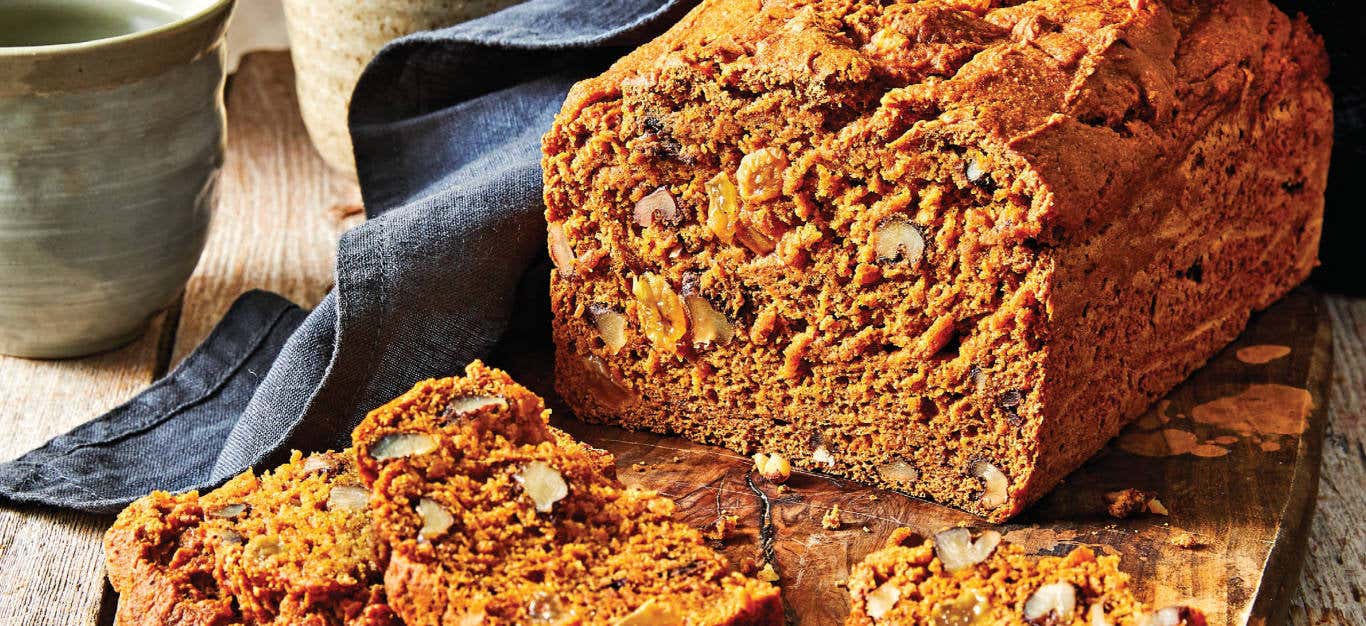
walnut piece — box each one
[527,591,566,623]
[1090,602,1113,626]
[811,445,836,467]
[753,452,792,484]
[933,527,1002,573]
[736,147,787,203]
[633,187,683,228]
[864,581,901,620]
[878,459,919,488]
[684,295,735,347]
[589,304,628,354]
[369,432,439,461]
[301,454,337,475]
[326,485,370,512]
[209,503,247,519]
[416,497,455,541]
[442,395,508,421]
[1141,607,1206,626]
[632,273,688,352]
[1024,582,1078,624]
[969,460,1009,509]
[872,217,926,266]
[515,461,569,513]
[547,222,576,278]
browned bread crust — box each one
[542,0,1331,521]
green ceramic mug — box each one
[0,0,235,358]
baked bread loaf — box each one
[542,0,1330,521]
[103,449,396,626]
[352,361,782,626]
[846,527,1207,625]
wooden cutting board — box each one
[491,286,1332,626]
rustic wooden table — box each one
[0,52,1359,625]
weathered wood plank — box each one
[170,51,361,366]
[1289,295,1365,626]
[0,313,168,626]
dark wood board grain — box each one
[492,283,1332,626]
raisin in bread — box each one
[542,0,1330,521]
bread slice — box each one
[103,450,396,625]
[541,0,1330,520]
[846,527,1206,625]
[352,361,782,625]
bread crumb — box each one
[868,494,878,501]
[1170,531,1201,549]
[631,461,647,472]
[753,452,792,484]
[707,514,740,541]
[775,485,790,495]
[821,505,842,530]
[1104,488,1156,519]
[1146,497,1170,516]
[756,563,780,582]
[862,525,871,533]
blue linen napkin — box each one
[0,0,694,513]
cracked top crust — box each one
[546,0,1329,244]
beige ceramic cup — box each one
[0,0,234,358]
[283,0,520,176]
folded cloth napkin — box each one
[0,0,697,513]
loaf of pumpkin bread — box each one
[542,0,1330,521]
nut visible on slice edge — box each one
[209,503,247,519]
[589,304,629,354]
[1024,582,1078,624]
[969,460,1009,510]
[864,581,901,620]
[878,459,919,488]
[872,217,926,266]
[633,187,683,228]
[327,485,370,512]
[615,599,683,626]
[632,272,688,351]
[369,432,439,461]
[1142,606,1207,626]
[443,394,509,420]
[752,453,792,484]
[933,527,1003,573]
[515,461,569,513]
[547,222,576,278]
[416,497,455,541]
[684,295,735,347]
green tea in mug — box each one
[0,0,182,47]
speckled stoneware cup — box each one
[0,0,234,358]
[282,0,520,176]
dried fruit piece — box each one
[547,222,577,278]
[580,354,636,409]
[1024,583,1078,624]
[416,497,455,541]
[616,599,682,626]
[326,485,370,512]
[969,460,1009,509]
[209,503,247,519]
[735,222,778,256]
[929,592,988,626]
[736,147,788,203]
[864,581,901,620]
[369,432,439,461]
[873,217,926,265]
[633,187,683,228]
[442,395,508,421]
[683,295,735,347]
[878,459,919,488]
[753,453,792,484]
[632,273,688,352]
[704,172,740,244]
[589,304,629,354]
[515,461,569,513]
[933,527,1002,573]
